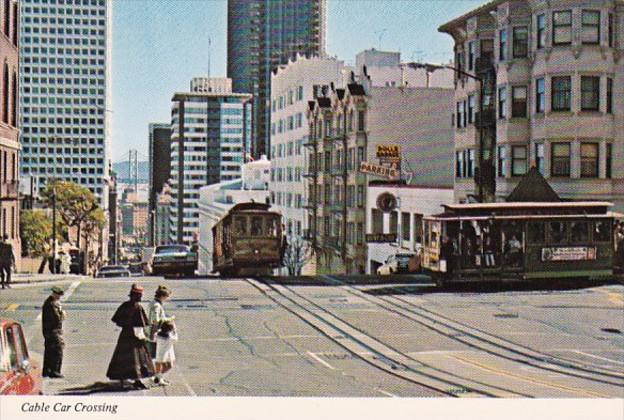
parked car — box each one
[377,252,417,275]
[152,244,198,277]
[127,262,144,277]
[95,265,131,278]
[142,247,155,275]
[0,319,42,395]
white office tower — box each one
[19,0,112,205]
[170,77,252,244]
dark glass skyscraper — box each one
[227,0,326,158]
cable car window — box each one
[570,221,590,243]
[528,222,545,243]
[250,216,263,236]
[594,221,611,243]
[5,327,18,369]
[234,216,247,236]
[549,221,568,244]
[267,217,278,237]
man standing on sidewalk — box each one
[0,235,15,289]
[42,286,66,378]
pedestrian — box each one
[146,285,174,384]
[0,235,16,289]
[440,235,455,280]
[59,251,71,275]
[106,284,155,390]
[154,320,178,386]
[42,286,66,378]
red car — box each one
[0,319,42,395]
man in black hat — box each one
[42,286,66,378]
[0,235,15,289]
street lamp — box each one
[400,61,495,203]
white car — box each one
[377,253,415,275]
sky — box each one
[111,0,484,163]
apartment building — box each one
[306,82,454,274]
[270,55,348,243]
[169,77,252,244]
[19,0,111,204]
[0,0,20,261]
[147,122,171,245]
[440,0,624,211]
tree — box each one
[40,180,99,248]
[282,236,313,276]
[81,207,106,274]
[20,210,52,257]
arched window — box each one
[11,1,17,46]
[2,63,8,124]
[11,70,16,127]
[3,0,9,37]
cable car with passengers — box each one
[422,201,620,286]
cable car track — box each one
[246,278,543,398]
[320,275,624,390]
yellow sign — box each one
[377,145,400,159]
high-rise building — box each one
[169,77,252,244]
[227,0,326,158]
[148,122,171,246]
[19,0,111,204]
[1,0,21,263]
[440,0,623,211]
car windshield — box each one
[100,266,126,272]
[155,245,188,254]
[396,254,413,261]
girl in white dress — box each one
[154,320,177,386]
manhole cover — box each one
[601,328,622,334]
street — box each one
[2,276,623,398]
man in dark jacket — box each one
[42,286,66,378]
[0,235,15,289]
[106,284,155,390]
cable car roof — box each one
[430,201,614,219]
[443,201,613,210]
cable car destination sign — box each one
[359,144,402,180]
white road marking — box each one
[35,280,81,321]
[572,350,624,365]
[377,389,398,397]
[306,351,336,370]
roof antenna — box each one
[207,35,212,79]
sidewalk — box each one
[12,273,91,284]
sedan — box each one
[0,319,42,395]
[95,265,131,278]
[377,253,417,275]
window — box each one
[535,143,545,174]
[580,143,599,178]
[390,212,398,235]
[468,95,475,124]
[371,209,383,234]
[3,0,9,37]
[608,13,614,48]
[497,145,506,177]
[357,110,365,131]
[571,222,590,243]
[607,78,613,114]
[468,41,475,71]
[467,149,475,178]
[549,221,568,244]
[512,86,527,118]
[455,151,464,178]
[456,102,462,127]
[581,76,600,111]
[499,29,507,61]
[357,185,364,207]
[595,221,611,242]
[401,212,410,241]
[551,76,571,111]
[2,64,8,124]
[582,10,601,44]
[498,87,507,119]
[513,26,528,57]
[512,146,528,176]
[553,10,572,45]
[551,143,571,177]
[536,78,545,113]
[537,14,546,49]
[606,143,612,179]
[528,223,545,244]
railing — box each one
[0,181,18,199]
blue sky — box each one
[111,0,483,162]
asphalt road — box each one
[1,275,623,398]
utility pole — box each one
[51,186,57,274]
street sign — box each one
[359,161,399,179]
[365,233,397,243]
[376,145,400,160]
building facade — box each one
[19,0,111,204]
[306,82,454,274]
[1,0,20,262]
[270,55,348,244]
[197,157,270,274]
[169,77,252,244]
[227,0,326,158]
[154,183,171,247]
[147,122,171,245]
[440,0,624,211]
